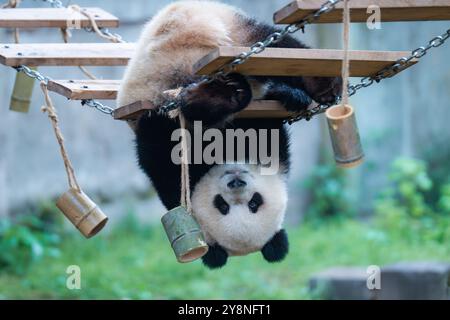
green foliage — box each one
[374,157,449,244]
[303,164,353,220]
[422,141,450,206]
[0,216,60,275]
[381,157,433,218]
[0,202,62,275]
[438,183,450,214]
[0,215,448,299]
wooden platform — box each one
[0,7,119,29]
[194,47,417,77]
[113,100,292,121]
[274,0,450,24]
[44,81,294,121]
[0,43,134,66]
[47,79,120,100]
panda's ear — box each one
[261,229,289,263]
[202,243,228,269]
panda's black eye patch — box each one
[248,192,263,213]
[213,194,230,215]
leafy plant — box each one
[0,204,61,275]
[302,164,353,220]
[374,157,449,243]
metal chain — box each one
[209,0,343,80]
[13,65,50,84]
[11,66,114,115]
[81,99,114,115]
[347,28,450,98]
[286,27,450,124]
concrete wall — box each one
[0,0,449,223]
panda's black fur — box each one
[126,2,341,269]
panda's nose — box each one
[227,178,247,190]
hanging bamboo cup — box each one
[161,113,208,263]
[326,104,364,168]
[326,0,364,169]
[40,82,108,239]
[10,67,36,113]
[56,188,108,238]
[161,206,208,263]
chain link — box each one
[210,0,343,81]
[81,99,115,115]
[286,27,450,124]
[347,28,450,98]
[13,65,50,84]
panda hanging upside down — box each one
[117,0,342,269]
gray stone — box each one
[309,267,378,300]
[379,261,450,300]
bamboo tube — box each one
[56,188,108,238]
[9,68,37,113]
[326,104,364,168]
[161,206,208,263]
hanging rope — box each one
[1,0,20,9]
[1,0,21,42]
[40,82,81,192]
[340,0,350,108]
[68,5,124,43]
[179,114,192,213]
[60,28,97,80]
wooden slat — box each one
[113,100,292,121]
[274,0,450,24]
[47,79,120,100]
[194,47,417,77]
[0,7,119,28]
[0,43,134,66]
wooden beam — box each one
[0,43,134,66]
[274,0,450,24]
[194,47,417,77]
[47,79,120,100]
[113,100,292,121]
[0,7,119,29]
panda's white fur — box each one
[191,164,287,256]
[117,0,254,108]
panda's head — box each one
[191,163,289,269]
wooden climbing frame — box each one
[0,0,449,120]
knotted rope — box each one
[179,114,192,213]
[68,5,124,43]
[1,0,21,43]
[340,0,350,108]
[40,82,81,192]
[1,0,20,9]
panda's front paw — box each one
[302,76,342,105]
[179,73,252,125]
[264,84,312,112]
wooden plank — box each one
[0,7,119,28]
[113,100,292,121]
[0,43,134,66]
[194,47,417,77]
[47,79,120,100]
[274,0,450,24]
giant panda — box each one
[117,0,341,269]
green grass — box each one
[0,216,449,300]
